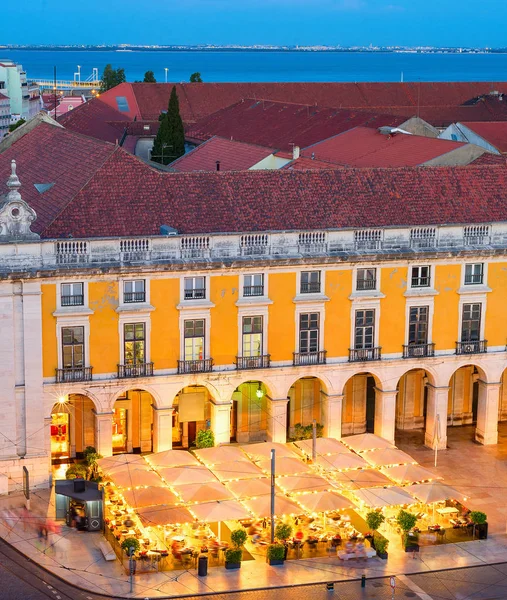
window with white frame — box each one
[408,306,429,345]
[464,264,483,285]
[61,282,84,307]
[124,323,146,365]
[356,268,377,291]
[243,274,264,297]
[354,309,375,349]
[299,313,319,353]
[124,280,145,303]
[62,326,84,368]
[411,266,431,288]
[242,316,263,357]
[300,271,321,294]
[184,319,205,360]
[461,303,481,342]
[184,276,206,300]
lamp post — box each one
[270,448,275,543]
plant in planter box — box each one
[396,510,419,552]
[121,537,140,556]
[365,511,385,548]
[195,429,215,449]
[373,533,388,559]
[225,528,247,569]
[266,543,286,565]
[470,511,488,539]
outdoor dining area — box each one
[97,433,475,572]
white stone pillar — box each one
[425,384,449,450]
[374,388,397,445]
[0,283,17,459]
[94,411,113,458]
[210,401,232,446]
[476,381,500,445]
[268,398,289,443]
[152,406,174,452]
[322,394,343,439]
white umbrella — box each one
[226,478,273,499]
[381,464,441,486]
[176,481,234,504]
[194,446,249,465]
[158,466,217,486]
[352,486,416,508]
[137,505,195,526]
[145,450,200,468]
[210,461,264,482]
[362,448,416,467]
[244,495,303,518]
[295,438,350,456]
[110,465,163,489]
[122,486,179,508]
[190,500,251,522]
[405,482,465,504]
[257,456,311,476]
[297,491,353,513]
[276,474,331,494]
[240,442,298,460]
[330,469,392,490]
[316,453,369,471]
[97,454,146,474]
[341,433,395,453]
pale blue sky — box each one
[5,0,505,47]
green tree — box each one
[190,72,203,83]
[99,64,126,92]
[9,118,26,133]
[151,85,185,165]
[143,70,156,83]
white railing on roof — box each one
[240,234,269,256]
[181,236,210,259]
[410,227,437,249]
[463,225,490,246]
[354,229,383,251]
[298,231,327,254]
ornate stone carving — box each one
[0,160,39,240]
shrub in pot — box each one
[225,528,247,569]
[275,523,292,542]
[373,533,388,559]
[266,543,285,566]
[195,429,215,449]
[470,511,488,539]
[365,511,385,549]
[121,537,140,556]
[396,510,419,551]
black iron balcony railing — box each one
[55,367,93,383]
[356,279,377,291]
[411,277,430,288]
[464,273,483,285]
[403,343,435,358]
[243,285,264,297]
[61,294,84,307]
[349,347,382,362]
[456,340,487,355]
[184,288,206,300]
[293,350,327,366]
[236,355,271,370]
[117,362,154,378]
[177,358,213,374]
[300,281,321,294]
[124,291,146,303]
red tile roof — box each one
[170,137,274,172]
[297,127,467,167]
[185,100,407,152]
[460,121,507,153]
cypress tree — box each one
[151,86,185,165]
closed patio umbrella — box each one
[341,433,395,453]
[137,504,195,526]
[316,453,369,471]
[145,450,200,469]
[240,442,298,460]
[295,438,350,456]
[361,448,416,468]
[297,491,353,513]
[226,478,272,499]
[381,464,441,486]
[122,486,179,508]
[176,481,234,504]
[405,482,465,504]
[194,446,249,465]
[352,486,416,508]
[110,465,163,489]
[158,466,217,487]
[257,456,311,476]
[190,500,252,522]
[244,495,303,518]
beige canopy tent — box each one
[381,464,441,486]
[194,446,250,465]
[330,468,392,490]
[210,461,264,482]
[316,453,369,471]
[297,491,353,513]
[122,486,179,509]
[97,454,146,474]
[176,481,234,504]
[240,442,298,460]
[226,478,273,499]
[295,438,350,456]
[352,486,416,508]
[109,465,163,489]
[341,433,395,453]
[405,482,465,504]
[258,456,311,476]
[158,466,217,487]
[137,504,195,526]
[276,474,332,494]
[145,450,200,469]
[361,448,417,468]
[244,495,303,518]
[190,500,252,522]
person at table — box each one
[331,533,342,547]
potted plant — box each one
[396,510,419,552]
[195,429,215,449]
[266,543,286,566]
[470,511,488,540]
[365,511,385,549]
[121,537,140,556]
[373,533,388,559]
[225,528,247,570]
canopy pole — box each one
[312,419,317,463]
[270,448,275,543]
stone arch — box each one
[231,379,272,444]
[341,371,383,436]
[447,363,488,430]
[110,383,162,410]
[286,376,329,439]
[285,373,331,398]
[394,368,435,440]
[171,384,215,448]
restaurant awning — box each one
[226,478,272,499]
[158,466,217,487]
[381,464,441,486]
[109,465,163,489]
[297,491,353,513]
[244,495,303,518]
[276,474,332,494]
[144,450,200,469]
[137,505,195,526]
[258,456,311,476]
[194,446,250,465]
[176,481,234,504]
[341,433,395,453]
[361,448,417,467]
[210,461,264,482]
[352,486,416,508]
[316,453,369,471]
[240,442,298,460]
[330,468,392,490]
[190,500,251,522]
[121,486,179,509]
[295,438,350,456]
[405,482,465,504]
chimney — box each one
[216,160,221,172]
[293,145,300,160]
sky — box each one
[4,0,506,47]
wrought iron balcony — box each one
[456,340,487,355]
[177,358,213,374]
[184,289,206,300]
[356,279,377,291]
[124,291,146,303]
[55,367,93,383]
[300,281,321,294]
[293,350,327,366]
[243,285,264,297]
[117,362,154,378]
[349,347,382,362]
[464,273,483,285]
[61,294,84,307]
[236,355,271,370]
[403,343,435,358]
